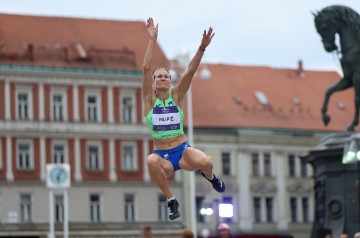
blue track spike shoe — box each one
[201,172,226,193]
[168,199,180,220]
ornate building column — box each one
[275,151,288,229]
[74,138,82,181]
[5,80,10,120]
[40,136,46,180]
[6,136,13,181]
[109,139,117,181]
[107,86,114,123]
[143,139,150,182]
[73,85,79,121]
[259,152,265,177]
[38,83,44,120]
[238,150,252,230]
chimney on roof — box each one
[27,44,34,61]
[63,47,69,62]
[297,60,305,78]
[72,43,90,61]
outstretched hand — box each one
[146,17,158,40]
[200,27,215,50]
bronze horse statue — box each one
[313,5,360,131]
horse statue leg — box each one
[321,77,352,127]
[348,75,360,131]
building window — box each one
[125,194,135,222]
[120,92,136,124]
[290,197,297,223]
[122,96,133,123]
[302,197,309,222]
[51,88,67,121]
[17,143,33,170]
[265,197,273,222]
[196,196,205,223]
[264,153,271,177]
[52,94,64,121]
[288,155,296,177]
[290,196,310,223]
[253,197,274,223]
[17,93,29,119]
[90,194,101,222]
[87,96,98,122]
[53,144,65,163]
[16,86,33,120]
[288,154,309,178]
[87,144,102,171]
[121,142,138,171]
[158,194,167,221]
[221,152,231,176]
[252,153,259,176]
[85,90,101,122]
[55,195,64,223]
[20,194,32,222]
[253,197,261,223]
[301,159,308,177]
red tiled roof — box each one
[185,64,353,132]
[0,13,169,71]
[0,14,353,132]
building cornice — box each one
[0,64,143,86]
[0,121,150,139]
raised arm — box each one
[142,17,158,109]
[173,27,215,105]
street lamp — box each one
[173,51,211,236]
[200,207,214,216]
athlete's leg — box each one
[179,147,213,179]
[147,153,175,199]
[179,147,225,193]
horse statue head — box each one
[313,5,360,131]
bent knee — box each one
[147,154,174,176]
[201,155,213,170]
[147,154,161,168]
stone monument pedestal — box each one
[304,132,360,238]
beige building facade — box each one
[188,128,323,238]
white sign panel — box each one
[7,211,18,223]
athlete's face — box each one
[153,69,172,90]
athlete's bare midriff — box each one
[153,133,187,150]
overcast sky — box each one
[1,0,359,72]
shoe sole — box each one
[213,184,225,193]
[169,213,180,220]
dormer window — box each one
[292,98,301,105]
[254,91,269,106]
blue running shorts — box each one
[153,141,191,171]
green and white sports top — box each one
[145,93,184,139]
